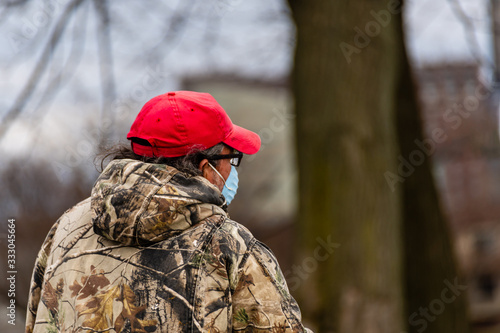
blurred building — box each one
[416,63,500,328]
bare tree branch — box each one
[447,0,495,72]
[92,0,116,146]
[144,0,195,66]
[32,4,89,119]
[0,0,29,8]
[7,4,90,165]
[0,0,86,142]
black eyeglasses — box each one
[208,152,243,167]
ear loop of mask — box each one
[208,162,234,190]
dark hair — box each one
[96,142,226,177]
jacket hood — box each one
[91,159,227,246]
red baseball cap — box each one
[127,91,261,157]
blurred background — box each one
[0,0,499,332]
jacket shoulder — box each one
[217,219,255,246]
[60,197,91,219]
[219,221,311,332]
[56,197,92,228]
[213,219,258,262]
[50,197,93,256]
[206,219,255,288]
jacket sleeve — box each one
[25,220,59,333]
[231,240,313,332]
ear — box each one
[199,158,213,182]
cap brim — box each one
[223,125,261,155]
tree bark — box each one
[288,1,404,332]
[288,1,471,332]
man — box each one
[26,91,312,332]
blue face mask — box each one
[209,164,239,205]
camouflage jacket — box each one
[26,159,312,333]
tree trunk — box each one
[288,1,471,332]
[288,1,404,332]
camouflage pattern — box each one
[26,159,312,332]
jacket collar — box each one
[91,159,226,246]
